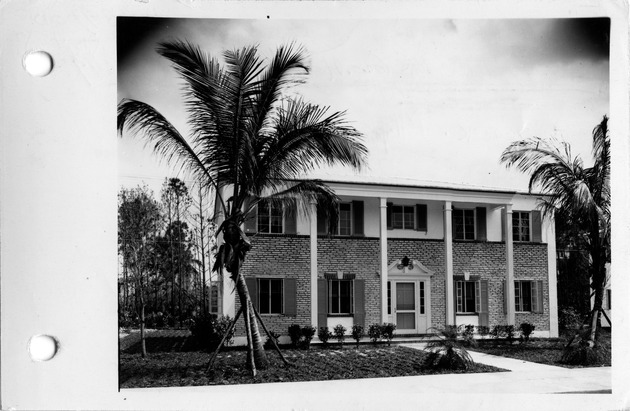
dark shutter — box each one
[415,204,427,231]
[476,207,487,241]
[284,278,297,316]
[534,280,544,313]
[453,280,458,319]
[244,205,257,234]
[317,204,327,235]
[353,279,365,328]
[284,204,297,234]
[478,280,489,326]
[386,202,393,230]
[317,279,328,329]
[531,210,542,242]
[245,277,258,311]
[501,208,507,242]
[452,210,457,239]
[352,200,364,236]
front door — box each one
[392,281,427,333]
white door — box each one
[393,281,428,333]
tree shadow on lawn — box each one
[119,343,507,388]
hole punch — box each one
[28,335,58,361]
[23,50,54,77]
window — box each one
[456,280,480,313]
[338,202,352,235]
[512,211,531,242]
[258,278,283,314]
[392,205,415,229]
[257,200,283,234]
[329,280,353,315]
[210,284,218,314]
[453,209,475,240]
[387,282,391,315]
[514,280,542,312]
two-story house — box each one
[218,178,559,343]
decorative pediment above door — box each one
[387,256,434,277]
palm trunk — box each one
[234,270,268,370]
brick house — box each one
[218,178,559,343]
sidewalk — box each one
[399,342,611,394]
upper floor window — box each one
[258,200,283,234]
[512,211,531,242]
[453,209,475,240]
[318,201,364,236]
[392,205,415,229]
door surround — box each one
[387,258,434,333]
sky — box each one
[117,17,609,196]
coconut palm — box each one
[118,41,368,375]
[500,116,610,349]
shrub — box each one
[477,325,490,339]
[189,314,234,352]
[381,323,396,346]
[301,326,316,349]
[288,324,302,348]
[264,331,280,350]
[560,331,609,366]
[558,306,584,335]
[461,324,477,347]
[351,325,364,348]
[423,326,475,371]
[519,322,536,342]
[333,324,347,347]
[505,325,516,344]
[318,327,332,347]
[368,323,382,345]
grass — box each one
[469,330,611,368]
[119,333,506,388]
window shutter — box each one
[478,280,489,327]
[532,210,542,243]
[284,204,297,234]
[476,207,487,241]
[244,205,257,234]
[533,280,544,313]
[284,278,297,316]
[455,280,461,314]
[415,204,427,231]
[353,279,365,328]
[386,202,393,229]
[451,210,457,239]
[317,278,328,329]
[317,204,327,235]
[501,208,506,242]
[245,277,258,311]
[352,201,364,236]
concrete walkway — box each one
[399,342,611,394]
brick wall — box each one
[514,242,550,331]
[231,234,550,338]
[236,234,311,337]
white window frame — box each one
[514,280,537,312]
[456,280,480,313]
[453,208,476,241]
[328,279,354,315]
[337,202,353,236]
[257,201,284,234]
[258,278,284,315]
[391,204,415,230]
[512,211,531,242]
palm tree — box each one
[500,116,610,349]
[118,41,368,374]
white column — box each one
[380,197,388,323]
[546,214,559,337]
[310,201,318,327]
[444,201,454,326]
[505,204,515,325]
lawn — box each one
[469,330,611,368]
[119,333,506,388]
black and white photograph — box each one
[1,2,628,410]
[117,17,612,390]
